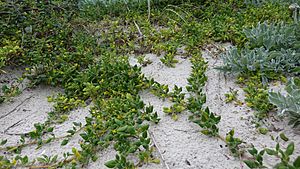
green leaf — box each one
[61,139,69,146]
[275,162,288,169]
[200,130,210,135]
[244,160,260,168]
[285,142,294,156]
[151,158,160,164]
[51,155,58,163]
[172,114,178,121]
[73,122,82,127]
[265,148,277,155]
[105,160,117,168]
[117,126,128,132]
[258,128,268,135]
[140,124,149,131]
[142,131,147,138]
[293,156,300,167]
[163,107,172,114]
[21,156,28,164]
[276,143,280,151]
[47,127,54,133]
[229,129,235,136]
[45,138,53,144]
[259,150,265,156]
[37,157,46,163]
[128,146,137,153]
[0,139,7,145]
[67,130,75,135]
[280,133,289,142]
[248,147,258,156]
[92,155,98,162]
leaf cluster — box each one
[225,129,244,157]
[245,142,300,169]
[163,85,186,120]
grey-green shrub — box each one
[269,77,300,127]
[243,22,299,50]
[216,47,300,75]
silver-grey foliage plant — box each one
[216,47,300,75]
[269,77,300,127]
[243,21,298,50]
[217,20,300,77]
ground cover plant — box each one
[1,0,300,168]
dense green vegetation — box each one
[1,0,300,168]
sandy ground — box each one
[1,44,299,169]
